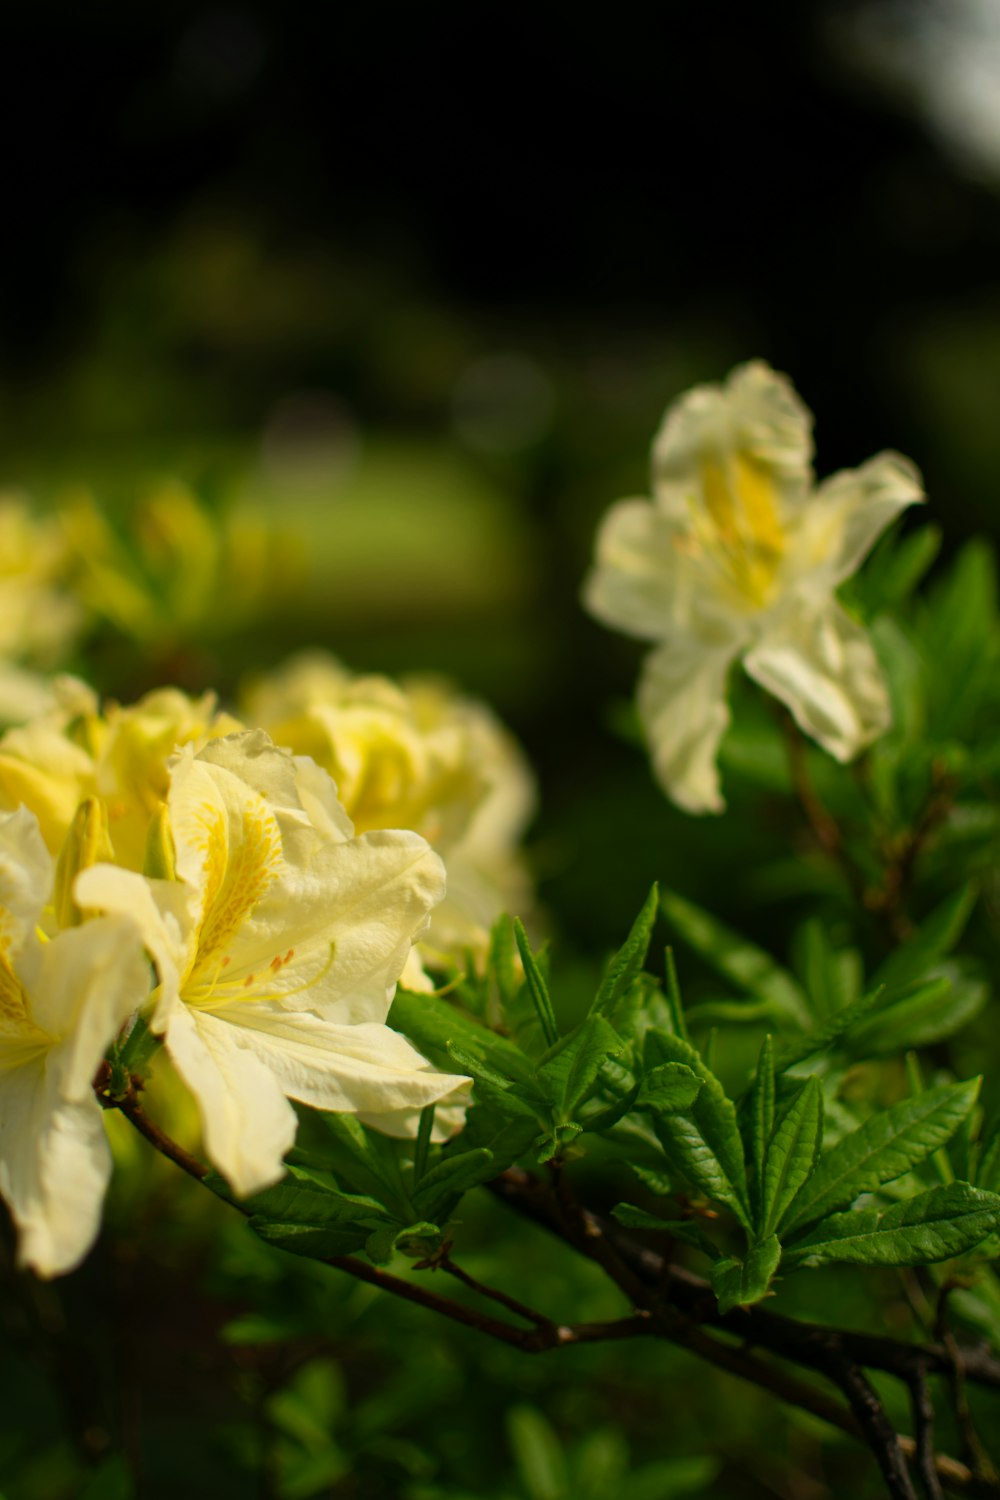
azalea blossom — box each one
[0,807,150,1275]
[583,361,925,813]
[77,730,469,1197]
[242,653,536,976]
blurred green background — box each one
[3,1,1000,1494]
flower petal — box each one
[744,601,891,761]
[74,863,192,1029]
[25,918,154,1099]
[637,639,742,815]
[583,499,687,640]
[0,1060,112,1276]
[0,806,53,953]
[795,451,925,587]
[165,1004,297,1197]
[653,361,814,516]
[216,1002,471,1121]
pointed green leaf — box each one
[761,1077,823,1237]
[783,1183,1000,1269]
[783,1078,981,1237]
[776,986,884,1070]
[749,1035,775,1210]
[662,891,810,1028]
[643,1030,751,1229]
[538,1015,624,1119]
[663,947,690,1042]
[975,1127,1000,1194]
[390,987,526,1071]
[871,887,976,996]
[412,1148,496,1220]
[612,1204,721,1260]
[711,1235,781,1314]
[514,919,559,1047]
[445,1043,542,1119]
[591,885,659,1017]
[846,972,987,1056]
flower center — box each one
[697,451,786,608]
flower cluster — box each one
[242,652,536,978]
[584,361,924,813]
[0,689,469,1277]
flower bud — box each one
[142,800,176,881]
[54,797,114,928]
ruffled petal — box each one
[794,451,925,587]
[744,601,891,761]
[637,639,742,814]
[653,361,814,517]
[165,1004,297,1197]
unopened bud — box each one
[143,801,176,881]
[54,798,114,928]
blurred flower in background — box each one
[243,652,537,977]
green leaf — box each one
[591,884,659,1018]
[535,1121,583,1164]
[636,1063,702,1114]
[783,1183,1000,1269]
[612,1203,721,1260]
[749,1035,775,1213]
[870,886,976,996]
[643,1030,751,1229]
[390,988,526,1072]
[845,970,987,1056]
[977,1127,1000,1195]
[761,1077,823,1238]
[445,1042,543,1117]
[411,1148,496,1221]
[776,985,884,1070]
[711,1235,781,1314]
[662,891,810,1028]
[791,920,859,1021]
[663,947,690,1042]
[783,1078,981,1237]
[508,1406,568,1500]
[538,1015,624,1120]
[515,919,559,1047]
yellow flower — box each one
[583,361,924,813]
[243,654,536,973]
[78,732,467,1196]
[0,807,149,1275]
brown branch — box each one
[328,1256,652,1352]
[826,1350,919,1500]
[437,1255,552,1327]
[97,1076,209,1185]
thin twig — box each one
[329,1256,651,1352]
[438,1255,552,1327]
[911,1363,945,1500]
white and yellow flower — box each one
[0,807,150,1275]
[78,731,468,1197]
[583,361,925,813]
[242,653,536,975]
